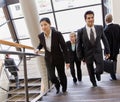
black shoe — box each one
[55,84,60,94]
[92,83,97,87]
[78,79,82,82]
[62,91,68,95]
[73,78,77,83]
[110,74,117,80]
[96,73,101,81]
[110,78,117,81]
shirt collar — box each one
[107,22,113,25]
[86,25,94,30]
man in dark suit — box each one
[76,11,110,87]
[4,54,20,88]
[66,32,82,83]
[104,13,120,80]
[35,18,69,94]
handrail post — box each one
[23,48,29,102]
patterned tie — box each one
[90,28,95,45]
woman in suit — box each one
[66,32,82,83]
[35,17,70,94]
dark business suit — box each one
[76,25,110,86]
[66,41,82,81]
[5,58,19,88]
[37,29,69,92]
[104,23,120,79]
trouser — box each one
[12,72,20,88]
[70,60,82,81]
[46,61,67,92]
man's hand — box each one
[66,63,70,69]
[105,54,110,59]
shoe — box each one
[92,83,97,87]
[55,84,60,94]
[78,79,82,82]
[110,74,117,80]
[110,78,117,81]
[73,78,77,83]
[96,73,101,81]
[56,89,60,94]
[62,91,68,95]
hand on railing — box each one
[34,49,39,54]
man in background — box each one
[104,13,120,80]
[4,54,20,88]
[66,32,82,83]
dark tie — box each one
[90,28,95,45]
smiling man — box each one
[76,10,110,87]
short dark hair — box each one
[84,10,94,19]
[40,17,51,24]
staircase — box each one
[6,77,41,102]
[40,74,120,102]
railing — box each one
[0,61,8,92]
[0,40,48,102]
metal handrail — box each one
[0,50,41,102]
[0,63,9,92]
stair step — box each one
[8,87,40,95]
[41,75,120,102]
[7,94,39,102]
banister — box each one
[0,40,34,50]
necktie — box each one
[90,28,95,45]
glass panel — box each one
[39,13,56,31]
[53,0,101,11]
[0,23,12,40]
[13,19,29,39]
[55,5,103,33]
[0,8,6,25]
[8,3,23,19]
[35,0,52,14]
[63,33,71,42]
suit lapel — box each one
[51,29,54,52]
[94,26,99,43]
[83,27,91,43]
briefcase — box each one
[103,60,115,74]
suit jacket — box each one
[5,58,18,73]
[104,23,120,58]
[76,25,110,64]
[37,29,69,64]
[66,41,79,62]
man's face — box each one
[85,14,94,27]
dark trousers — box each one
[86,63,96,85]
[11,71,20,88]
[70,60,82,81]
[46,60,67,92]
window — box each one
[13,19,29,39]
[52,0,101,11]
[56,5,103,33]
[35,0,52,14]
[8,3,23,19]
[0,8,6,25]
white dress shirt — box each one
[86,25,96,40]
[44,30,52,52]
